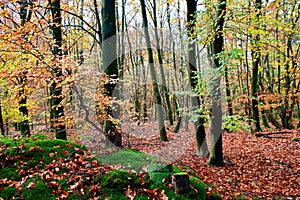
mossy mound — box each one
[0,135,221,200]
[98,148,157,171]
[100,170,140,192]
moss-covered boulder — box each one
[147,163,173,185]
[100,170,140,192]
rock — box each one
[147,163,173,172]
[147,163,173,185]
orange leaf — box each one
[29,147,35,152]
[62,149,69,155]
[49,153,55,158]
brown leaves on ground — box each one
[123,122,300,199]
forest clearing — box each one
[0,0,299,199]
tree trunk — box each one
[0,101,5,135]
[140,0,167,141]
[208,0,226,166]
[102,0,122,147]
[186,0,208,156]
[152,0,174,126]
[225,64,233,116]
[251,0,262,132]
[49,0,67,140]
[18,0,31,137]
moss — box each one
[0,136,84,170]
[233,195,246,200]
[292,137,300,141]
[148,171,172,187]
[172,166,183,173]
[135,195,149,200]
[189,177,207,199]
[100,188,128,200]
[100,170,140,192]
[209,193,222,200]
[0,186,17,199]
[58,178,68,191]
[67,193,82,200]
[98,149,157,171]
[21,176,57,200]
[0,167,21,181]
[31,134,49,139]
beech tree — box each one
[251,0,262,132]
[186,0,208,156]
[208,0,226,166]
[18,0,32,136]
[49,0,67,140]
[102,0,122,147]
[139,0,167,141]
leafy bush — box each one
[223,115,251,133]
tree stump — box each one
[172,173,189,194]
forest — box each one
[0,0,299,199]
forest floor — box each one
[111,121,299,199]
[67,118,300,199]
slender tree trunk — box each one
[102,0,122,147]
[140,0,167,141]
[49,0,67,140]
[186,0,208,156]
[0,101,5,135]
[152,0,173,126]
[225,65,233,116]
[251,0,262,132]
[18,0,31,136]
[208,0,226,166]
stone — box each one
[147,163,173,185]
[147,163,173,172]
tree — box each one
[251,0,262,132]
[140,0,167,141]
[102,0,122,147]
[49,0,67,140]
[18,0,32,136]
[208,0,226,166]
[186,0,208,156]
[151,0,174,126]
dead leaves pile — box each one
[125,122,300,199]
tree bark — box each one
[18,0,31,137]
[140,0,167,141]
[102,0,122,147]
[49,0,67,140]
[208,0,226,166]
[251,0,262,132]
[186,0,208,156]
[152,0,174,126]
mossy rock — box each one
[189,177,207,199]
[100,170,140,192]
[148,171,172,186]
[147,163,173,172]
